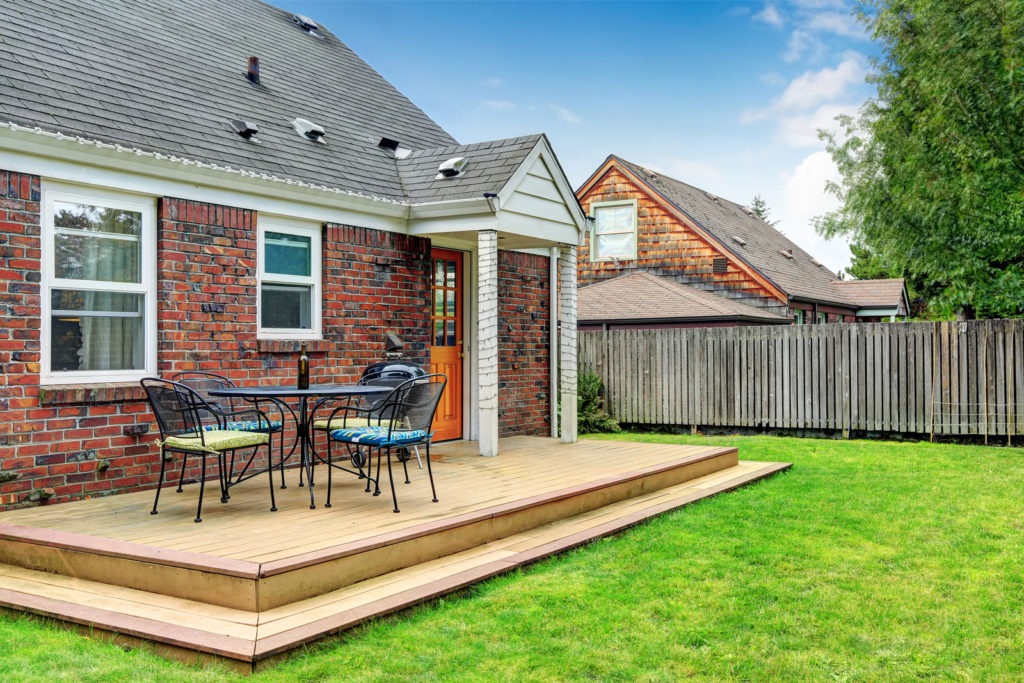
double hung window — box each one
[591,200,638,261]
[257,220,321,338]
[41,184,156,384]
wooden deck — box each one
[0,436,789,673]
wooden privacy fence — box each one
[579,319,1024,441]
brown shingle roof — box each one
[833,278,907,309]
[579,272,790,325]
[611,156,862,307]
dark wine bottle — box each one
[297,341,309,389]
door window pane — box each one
[49,289,144,371]
[434,289,444,316]
[446,260,456,287]
[446,290,455,316]
[447,320,456,346]
[261,284,312,329]
[435,260,445,286]
[434,319,444,346]
[265,232,311,277]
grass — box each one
[2,433,1023,681]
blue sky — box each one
[278,0,879,273]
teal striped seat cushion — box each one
[203,420,282,432]
[329,426,428,446]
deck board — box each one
[0,437,790,670]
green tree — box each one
[816,0,1024,320]
[749,194,779,226]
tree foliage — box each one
[817,0,1024,319]
[749,194,779,226]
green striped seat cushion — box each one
[203,420,282,432]
[312,416,374,430]
[165,429,269,452]
[329,426,428,446]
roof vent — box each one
[230,119,259,141]
[811,258,822,267]
[781,249,794,260]
[378,137,400,151]
[293,14,320,32]
[436,157,468,179]
[644,168,658,179]
[292,118,326,143]
[732,235,746,246]
[246,56,260,84]
[704,191,719,203]
[712,257,728,274]
[741,206,754,217]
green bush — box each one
[577,370,621,433]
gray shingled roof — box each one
[833,278,907,309]
[613,156,861,307]
[0,0,544,205]
[397,135,543,203]
[579,271,789,324]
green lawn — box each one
[2,434,1023,681]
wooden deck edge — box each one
[0,587,255,662]
[252,460,789,662]
[259,446,738,577]
[0,523,260,579]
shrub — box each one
[577,370,621,433]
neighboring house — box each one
[579,271,789,330]
[0,0,584,507]
[576,155,908,324]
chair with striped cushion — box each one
[311,368,422,474]
[171,371,288,489]
[324,374,447,513]
[141,378,277,523]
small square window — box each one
[258,220,321,338]
[591,200,637,261]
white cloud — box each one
[549,103,582,124]
[782,28,825,63]
[743,56,865,122]
[777,150,851,271]
[807,11,868,39]
[482,99,517,110]
[760,71,786,86]
[480,77,503,88]
[753,4,784,28]
[777,103,858,146]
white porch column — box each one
[477,230,500,457]
[559,245,578,443]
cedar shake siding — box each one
[578,166,787,314]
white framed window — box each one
[40,183,157,384]
[591,199,638,261]
[257,217,321,339]
[792,309,805,325]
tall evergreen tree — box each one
[816,0,1024,319]
[749,194,779,226]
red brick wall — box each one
[0,178,432,510]
[498,250,550,437]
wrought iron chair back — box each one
[141,377,210,446]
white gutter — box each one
[549,246,559,438]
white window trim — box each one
[590,199,638,262]
[40,182,157,385]
[257,216,322,340]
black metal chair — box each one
[140,378,277,522]
[171,371,290,489]
[324,374,447,513]
[310,369,421,479]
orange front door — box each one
[430,249,463,441]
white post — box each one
[549,246,559,438]
[559,245,578,443]
[477,230,500,456]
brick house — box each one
[576,155,908,325]
[0,0,585,508]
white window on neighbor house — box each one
[591,200,638,261]
[40,184,157,384]
[792,309,805,325]
[257,218,321,339]
[817,312,827,324]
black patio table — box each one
[209,384,391,509]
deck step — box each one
[0,460,789,672]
